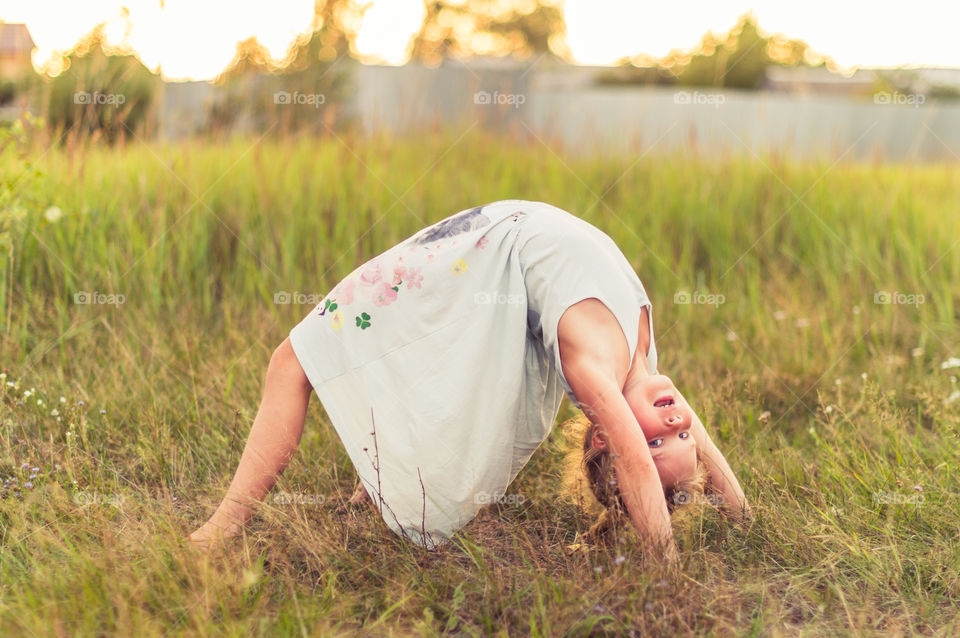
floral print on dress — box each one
[333,278,355,304]
[412,207,490,245]
[406,267,423,289]
[316,205,502,331]
[373,281,398,306]
[317,254,414,330]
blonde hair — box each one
[561,413,709,545]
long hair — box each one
[561,413,709,545]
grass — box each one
[1,128,959,636]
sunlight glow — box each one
[1,0,958,81]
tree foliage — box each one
[409,0,571,64]
[601,14,827,89]
[45,25,159,144]
[211,0,363,133]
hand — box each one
[720,499,754,525]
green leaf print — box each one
[319,298,338,316]
[355,312,371,329]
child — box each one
[189,200,751,560]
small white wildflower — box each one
[941,357,960,370]
[0,373,5,379]
[911,347,924,358]
[852,306,861,315]
[835,379,842,386]
[861,372,868,380]
[773,310,787,321]
[23,390,32,398]
[951,376,957,384]
[808,427,816,435]
[946,390,960,405]
[825,406,833,413]
[614,555,626,565]
[795,318,810,328]
[44,206,64,223]
[36,399,43,406]
[66,431,72,437]
[50,409,59,417]
[726,331,738,341]
[59,396,66,403]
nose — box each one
[664,413,683,427]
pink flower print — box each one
[475,236,488,249]
[373,281,398,306]
[334,278,356,304]
[392,265,407,285]
[360,263,382,285]
[406,267,423,289]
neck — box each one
[623,305,654,392]
[623,350,652,393]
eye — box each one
[678,431,690,440]
[648,438,664,448]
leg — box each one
[189,336,312,546]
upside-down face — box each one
[611,374,698,491]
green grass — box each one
[1,129,959,636]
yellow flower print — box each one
[451,258,468,275]
[330,310,344,330]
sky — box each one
[2,0,958,81]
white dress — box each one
[288,199,658,548]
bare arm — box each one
[686,403,752,521]
[565,359,679,563]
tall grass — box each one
[1,130,958,635]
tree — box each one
[212,0,364,133]
[44,25,159,144]
[601,14,827,89]
[409,0,571,64]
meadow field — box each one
[1,128,959,636]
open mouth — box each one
[653,396,675,408]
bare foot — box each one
[348,480,372,506]
[188,519,243,551]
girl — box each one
[189,200,751,560]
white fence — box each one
[158,62,960,161]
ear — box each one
[590,428,607,450]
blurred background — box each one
[2,0,959,159]
[2,4,960,635]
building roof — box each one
[0,23,35,56]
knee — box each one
[268,337,312,392]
